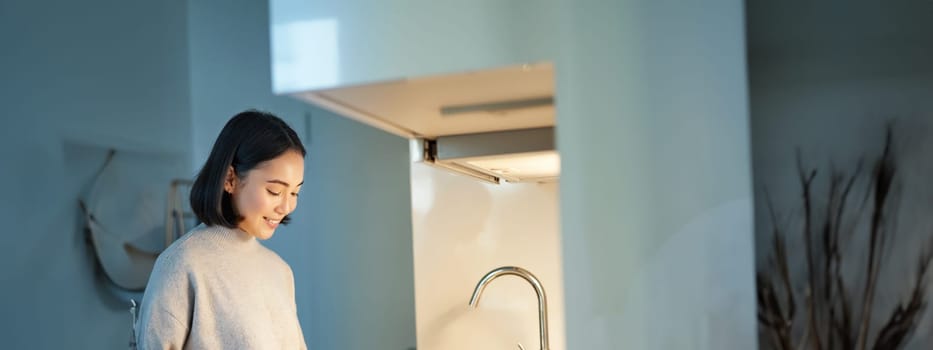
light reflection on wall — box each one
[272,19,340,92]
[410,162,566,350]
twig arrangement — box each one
[757,128,933,350]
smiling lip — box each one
[264,217,281,229]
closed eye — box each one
[267,189,282,196]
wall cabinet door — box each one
[270,0,556,93]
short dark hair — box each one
[190,110,306,228]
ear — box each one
[223,166,237,194]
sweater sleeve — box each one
[136,252,193,350]
[137,306,189,350]
[298,325,308,350]
[286,264,308,350]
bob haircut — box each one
[190,110,306,228]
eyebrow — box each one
[267,179,304,187]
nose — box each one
[275,196,295,215]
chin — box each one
[254,229,275,240]
[243,223,275,240]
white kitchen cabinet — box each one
[270,0,557,93]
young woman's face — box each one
[225,150,304,240]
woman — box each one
[137,110,307,349]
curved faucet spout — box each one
[469,266,549,350]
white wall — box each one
[0,0,192,348]
[410,163,565,350]
[553,1,757,349]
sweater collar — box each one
[195,223,260,247]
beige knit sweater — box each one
[136,224,307,349]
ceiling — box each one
[293,62,555,139]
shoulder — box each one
[156,227,205,266]
[259,245,293,272]
[150,225,218,279]
[256,245,296,285]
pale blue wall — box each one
[301,108,416,350]
[554,1,757,348]
[0,0,192,348]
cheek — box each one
[236,190,269,217]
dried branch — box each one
[768,190,797,323]
[757,126,927,350]
[833,274,854,349]
[796,150,823,350]
[759,188,800,350]
[871,240,933,350]
[856,130,896,350]
[759,273,793,350]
